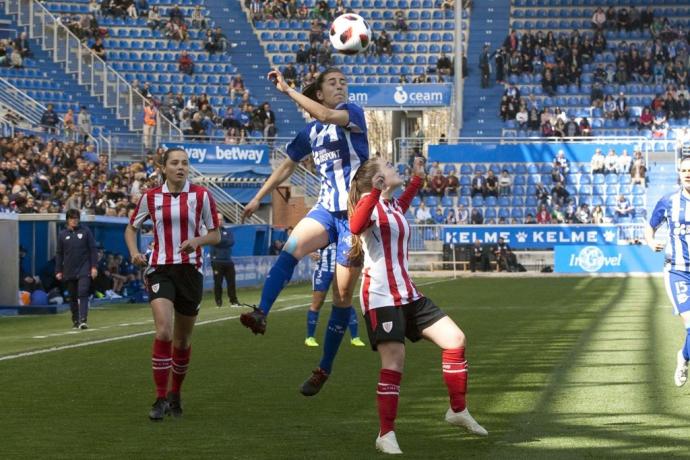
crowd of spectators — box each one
[397,147,645,226]
[496,6,690,138]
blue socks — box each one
[348,307,359,338]
[259,251,299,315]
[319,306,351,374]
[684,327,690,361]
[307,310,320,338]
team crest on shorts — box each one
[151,283,160,293]
[382,321,393,333]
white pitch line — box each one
[0,279,449,362]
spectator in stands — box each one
[91,37,106,61]
[564,119,579,137]
[169,4,184,22]
[415,202,433,224]
[551,182,569,207]
[615,92,628,120]
[77,107,92,143]
[615,194,634,219]
[394,9,408,32]
[604,149,618,174]
[126,1,138,18]
[470,208,483,225]
[147,5,162,29]
[9,46,22,68]
[88,0,101,16]
[229,74,246,100]
[256,102,276,139]
[498,170,511,196]
[63,108,76,139]
[603,95,616,119]
[616,149,632,175]
[283,62,298,87]
[456,204,469,224]
[445,208,458,224]
[41,104,59,133]
[376,30,392,56]
[536,204,551,224]
[638,107,653,130]
[515,106,528,130]
[470,171,485,198]
[429,169,447,197]
[178,51,194,75]
[575,203,591,224]
[468,240,489,272]
[677,93,690,120]
[14,32,32,58]
[590,148,605,174]
[485,170,498,198]
[437,52,452,77]
[143,100,157,150]
[191,5,207,29]
[653,109,668,137]
[542,69,556,97]
[551,203,565,223]
[591,205,604,224]
[136,0,149,15]
[446,169,459,195]
[592,7,606,31]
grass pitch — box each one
[1,277,690,459]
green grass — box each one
[2,277,690,459]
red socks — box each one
[171,346,192,394]
[152,339,172,399]
[377,369,402,436]
[442,348,468,413]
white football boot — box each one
[375,431,403,455]
[445,408,488,436]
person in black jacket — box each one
[210,213,239,307]
[40,104,59,133]
[56,209,98,329]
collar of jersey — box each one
[162,180,190,194]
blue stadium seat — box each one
[485,208,497,219]
[511,208,524,219]
[485,196,497,207]
[472,197,484,207]
[513,186,525,196]
[425,196,438,207]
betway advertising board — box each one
[160,142,269,166]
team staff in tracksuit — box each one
[210,213,239,307]
[56,209,98,329]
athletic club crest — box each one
[151,283,160,293]
[77,233,83,239]
[382,321,393,333]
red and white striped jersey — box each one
[130,180,219,272]
[352,176,423,314]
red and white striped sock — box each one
[171,346,191,394]
[377,369,402,436]
[442,348,468,413]
[152,339,172,399]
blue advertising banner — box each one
[555,245,664,273]
[442,225,619,249]
[159,142,271,173]
[348,84,452,107]
[202,255,314,289]
[428,143,637,164]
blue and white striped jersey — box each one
[286,102,369,212]
[650,189,690,270]
[315,243,337,275]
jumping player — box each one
[646,155,690,388]
[124,147,220,421]
[305,242,365,347]
[348,157,487,454]
[240,67,368,396]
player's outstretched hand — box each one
[372,172,385,190]
[267,69,290,93]
[413,156,426,178]
[242,198,259,222]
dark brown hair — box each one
[347,158,382,263]
[302,67,345,102]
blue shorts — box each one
[312,268,334,292]
[664,269,690,315]
[306,204,356,267]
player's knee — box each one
[283,235,299,255]
[155,329,173,342]
[332,286,354,306]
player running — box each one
[646,155,690,388]
[125,147,221,421]
[348,157,487,454]
[240,67,368,396]
[305,242,366,347]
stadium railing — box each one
[5,0,181,142]
[0,75,110,154]
[188,165,266,225]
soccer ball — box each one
[329,14,372,55]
